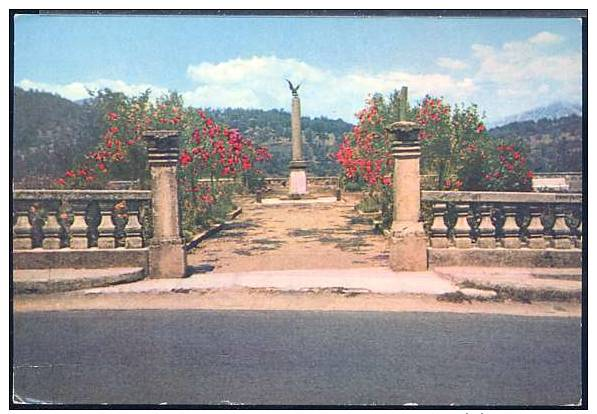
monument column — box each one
[386,117,427,271]
[143,130,187,278]
[287,81,308,197]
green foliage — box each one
[208,108,352,177]
[13,87,103,184]
[13,88,353,185]
[489,115,582,173]
[356,196,380,213]
[182,182,237,240]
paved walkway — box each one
[13,268,144,294]
[187,194,389,273]
[84,267,458,295]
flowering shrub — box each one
[336,95,393,188]
[417,95,532,192]
[336,94,398,212]
[55,89,272,234]
[337,92,533,194]
[481,144,534,191]
[336,90,534,228]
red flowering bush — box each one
[480,144,533,191]
[337,91,533,195]
[336,95,393,189]
[55,89,271,235]
[335,94,397,217]
[417,95,532,191]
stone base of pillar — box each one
[288,162,308,196]
[148,240,187,278]
[388,221,428,271]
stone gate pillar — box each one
[386,121,427,271]
[143,130,187,278]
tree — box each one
[336,90,534,194]
[55,89,272,235]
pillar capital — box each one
[143,130,180,166]
[386,121,421,159]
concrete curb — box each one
[434,267,582,302]
[14,267,145,295]
[83,268,460,296]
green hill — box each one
[209,108,352,177]
[13,87,103,185]
[12,88,353,184]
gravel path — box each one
[188,193,389,273]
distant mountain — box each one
[489,114,583,173]
[74,97,95,105]
[490,101,582,127]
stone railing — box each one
[421,191,582,267]
[13,190,152,250]
[12,130,187,278]
[309,176,340,187]
[263,176,339,188]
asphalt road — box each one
[12,310,582,406]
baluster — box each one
[85,201,101,248]
[140,200,153,245]
[552,204,572,249]
[565,204,582,249]
[429,202,449,248]
[112,200,128,248]
[491,205,506,247]
[42,201,62,250]
[97,201,116,248]
[502,205,521,249]
[453,203,472,248]
[70,201,90,249]
[541,205,555,248]
[476,204,496,248]
[515,205,531,247]
[125,200,143,248]
[28,202,45,249]
[13,202,33,250]
[526,205,546,249]
[467,203,481,244]
[444,203,457,246]
[57,201,74,248]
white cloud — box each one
[183,56,477,121]
[18,30,580,124]
[17,78,169,101]
[470,30,581,113]
[436,57,469,70]
[187,56,326,85]
[528,31,563,45]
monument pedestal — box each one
[289,160,308,197]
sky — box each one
[14,14,583,124]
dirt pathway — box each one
[187,194,389,273]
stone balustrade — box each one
[12,190,152,251]
[263,176,339,188]
[421,191,582,268]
